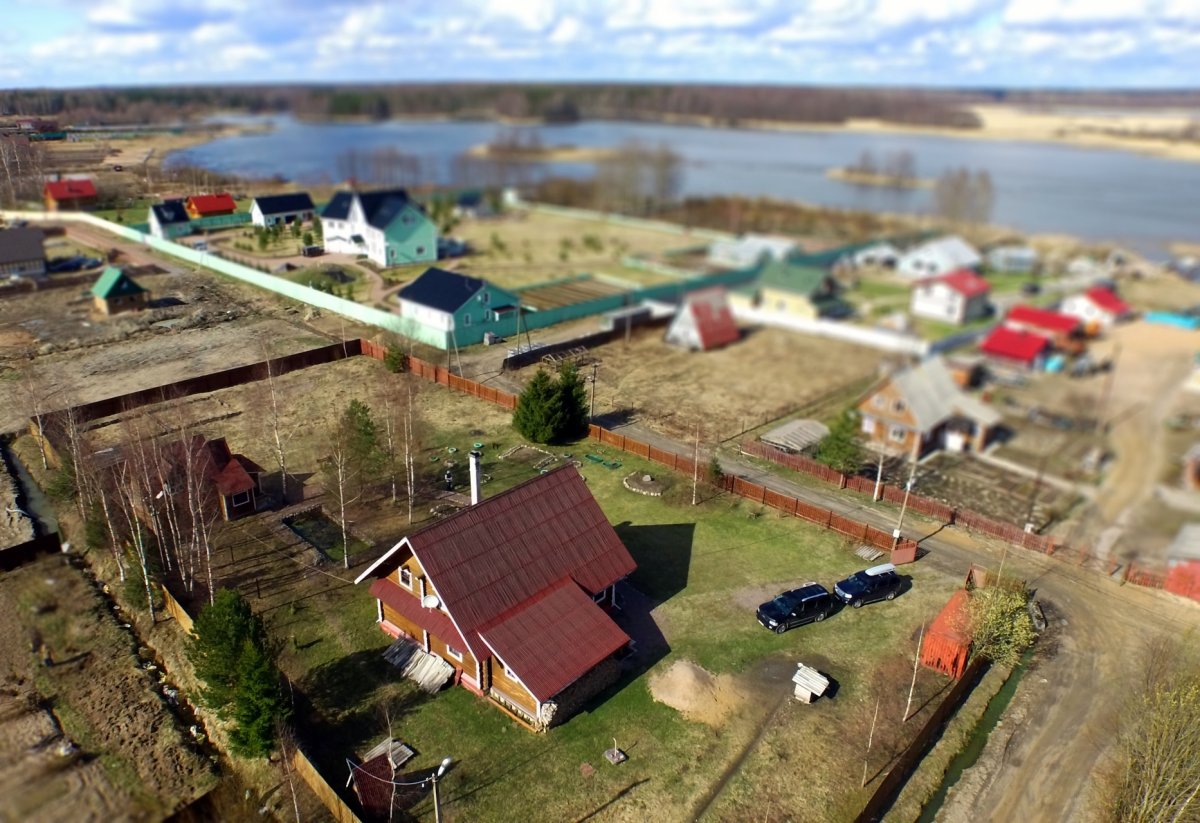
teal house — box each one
[397,268,520,345]
[320,188,438,268]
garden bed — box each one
[284,508,372,564]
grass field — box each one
[448,210,693,292]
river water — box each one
[166,115,1200,255]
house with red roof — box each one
[163,435,262,520]
[1003,305,1081,337]
[43,178,97,211]
[1060,287,1133,333]
[910,269,991,326]
[184,192,237,219]
[665,287,741,351]
[355,465,637,730]
[979,326,1050,370]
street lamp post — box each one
[891,460,917,550]
[589,362,598,421]
[431,756,453,823]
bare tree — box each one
[321,425,361,570]
[255,344,292,503]
[934,167,995,226]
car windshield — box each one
[839,575,868,595]
[770,595,796,611]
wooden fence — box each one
[292,749,363,823]
[743,440,1058,555]
[159,584,195,634]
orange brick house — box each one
[858,356,1001,458]
[355,465,636,730]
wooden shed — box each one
[920,589,972,679]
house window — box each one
[463,313,472,326]
[503,662,518,680]
[403,213,413,224]
[416,246,425,255]
[873,395,885,409]
[481,291,491,305]
[890,426,907,443]
[893,400,906,413]
[445,645,463,662]
[230,491,250,507]
[399,567,412,589]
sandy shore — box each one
[465,143,618,163]
[677,105,1200,163]
[826,167,933,189]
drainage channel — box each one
[914,646,1036,823]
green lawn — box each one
[280,264,365,297]
[261,422,960,822]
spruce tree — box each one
[513,370,557,443]
[228,640,289,758]
[188,589,263,711]
[553,363,590,441]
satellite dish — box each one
[421,594,441,609]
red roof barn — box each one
[921,589,972,679]
[43,178,97,211]
[356,465,637,730]
[1004,305,1081,336]
[980,326,1050,369]
[184,192,237,218]
[665,287,740,351]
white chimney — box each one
[469,450,483,506]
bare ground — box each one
[0,556,216,822]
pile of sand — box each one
[649,659,745,726]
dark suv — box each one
[833,564,902,609]
[757,583,832,633]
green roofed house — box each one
[729,257,848,320]
[91,266,148,316]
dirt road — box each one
[573,415,1198,822]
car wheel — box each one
[774,624,787,634]
[853,599,864,609]
[815,612,826,622]
[886,591,896,601]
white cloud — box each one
[1003,0,1146,25]
[548,16,583,44]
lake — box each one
[167,115,1200,255]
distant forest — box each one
[5,83,1199,130]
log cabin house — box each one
[355,462,636,730]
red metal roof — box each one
[405,466,636,664]
[480,578,630,701]
[44,179,96,200]
[185,192,237,215]
[933,269,990,298]
[980,326,1049,363]
[1084,287,1131,316]
[687,288,740,350]
[1005,305,1080,335]
[370,578,467,648]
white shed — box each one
[897,236,982,279]
[708,234,797,270]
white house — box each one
[320,188,437,268]
[850,242,901,269]
[708,234,797,270]
[1061,287,1133,332]
[897,235,982,279]
[251,193,316,227]
[910,270,992,326]
[986,244,1039,273]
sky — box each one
[1,0,1198,89]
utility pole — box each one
[892,457,917,549]
[589,362,598,420]
[873,448,884,502]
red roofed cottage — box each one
[665,288,741,351]
[1061,288,1133,333]
[979,326,1050,370]
[184,192,237,219]
[43,178,97,211]
[355,465,636,730]
[910,269,992,325]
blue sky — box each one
[1,0,1197,89]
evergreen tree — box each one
[815,410,864,474]
[512,366,590,443]
[342,399,384,483]
[513,370,558,443]
[188,589,263,711]
[228,640,289,758]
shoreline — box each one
[464,142,618,163]
[826,167,934,189]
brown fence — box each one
[292,749,363,823]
